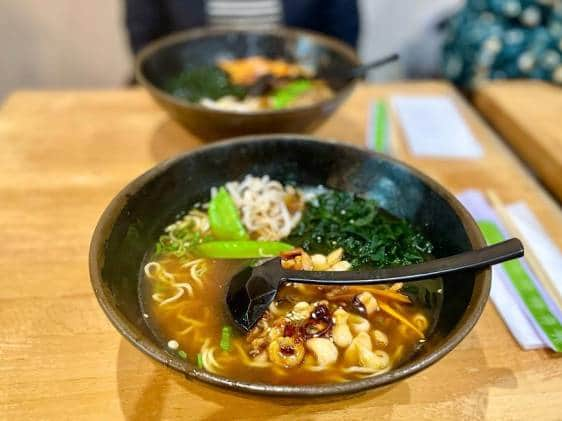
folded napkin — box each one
[391,96,483,159]
[458,190,562,352]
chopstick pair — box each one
[481,190,562,351]
[485,190,562,311]
[366,100,391,154]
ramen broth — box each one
[139,177,442,385]
[139,254,442,385]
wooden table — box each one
[473,80,562,202]
[1,82,561,420]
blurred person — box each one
[124,0,359,54]
[442,0,562,87]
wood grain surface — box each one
[1,82,561,420]
[473,80,562,202]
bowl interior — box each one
[90,137,489,396]
[139,28,358,99]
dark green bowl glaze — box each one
[135,27,360,140]
[89,135,490,397]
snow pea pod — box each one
[208,187,248,240]
[270,79,312,109]
[194,240,293,259]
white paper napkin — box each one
[392,96,483,158]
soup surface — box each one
[139,176,442,384]
[165,56,334,112]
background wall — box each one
[1,0,131,99]
[0,0,463,101]
[358,0,462,80]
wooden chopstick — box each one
[485,190,562,310]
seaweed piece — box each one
[288,191,433,269]
[166,66,247,103]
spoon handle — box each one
[281,238,523,285]
[349,53,400,79]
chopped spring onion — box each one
[178,350,187,359]
[220,326,233,352]
[196,353,203,368]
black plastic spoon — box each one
[318,53,400,87]
[226,238,524,332]
[347,53,400,80]
[246,53,400,96]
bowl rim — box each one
[89,135,491,397]
[134,26,361,117]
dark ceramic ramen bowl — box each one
[135,27,360,140]
[89,135,491,397]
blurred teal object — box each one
[443,0,562,87]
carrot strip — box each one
[358,288,411,304]
[378,302,424,338]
